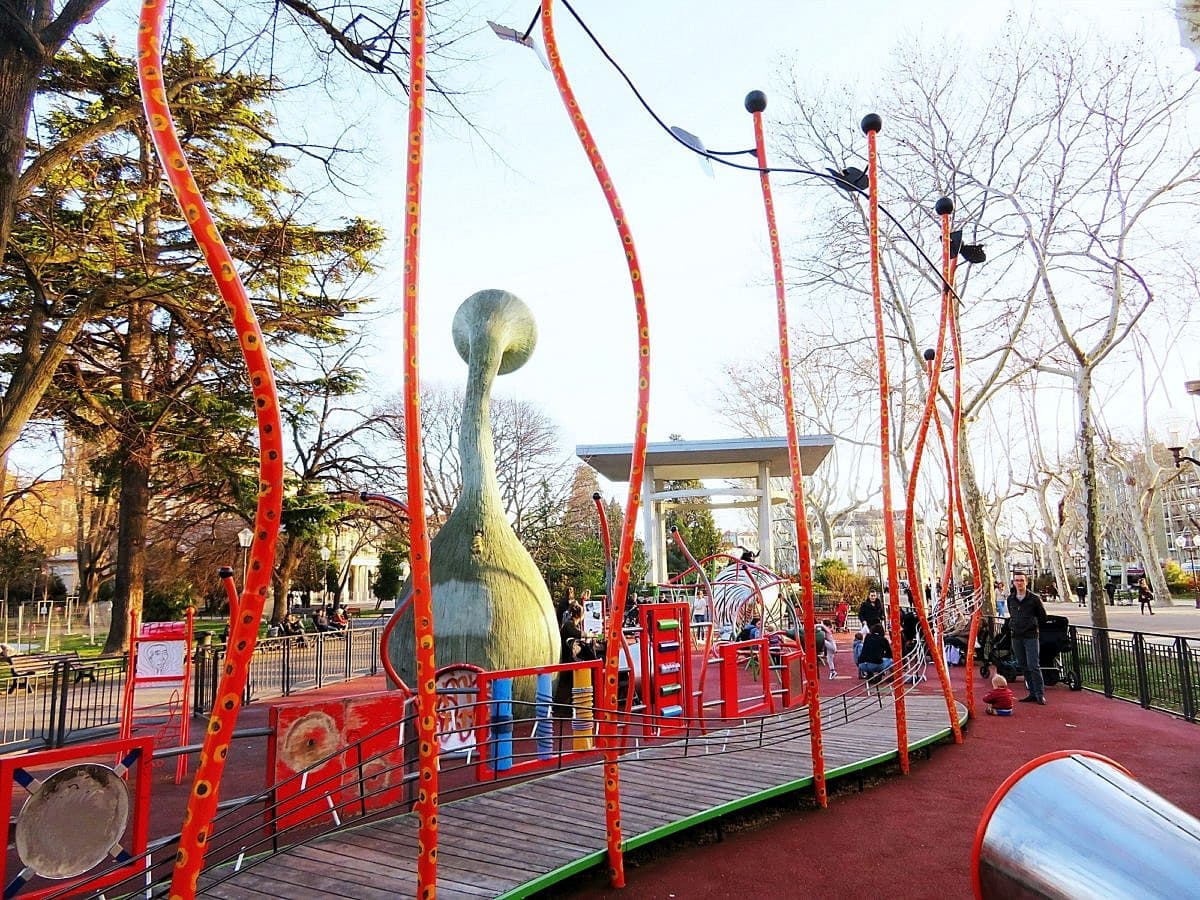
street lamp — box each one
[237,528,254,589]
[1180,533,1200,610]
[865,545,884,593]
[320,545,331,608]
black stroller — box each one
[979,615,1081,691]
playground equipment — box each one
[116,0,1018,892]
[118,611,194,784]
[384,290,559,701]
[972,751,1200,899]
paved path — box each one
[1046,598,1200,637]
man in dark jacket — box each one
[1009,572,1048,705]
[858,592,885,630]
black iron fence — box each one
[193,625,383,714]
[1069,625,1199,721]
[0,658,127,751]
[0,626,385,753]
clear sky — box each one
[16,0,1195,505]
[333,0,1192,481]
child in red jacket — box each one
[983,674,1015,716]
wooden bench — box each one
[5,651,97,693]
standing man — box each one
[858,590,885,632]
[1009,572,1048,705]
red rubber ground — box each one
[564,663,1200,898]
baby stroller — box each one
[979,615,1081,691]
[977,619,1021,683]
[1038,615,1082,691]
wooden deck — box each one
[200,694,966,899]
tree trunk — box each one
[103,296,153,653]
[0,49,40,262]
[1132,502,1172,608]
[958,429,996,616]
[270,536,304,624]
[105,434,151,651]
[1079,368,1109,629]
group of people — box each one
[312,604,350,633]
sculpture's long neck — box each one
[460,338,503,516]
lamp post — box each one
[237,527,254,590]
[1166,403,1200,607]
[866,544,884,593]
[320,546,331,609]
[1179,533,1200,610]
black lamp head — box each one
[935,197,953,216]
[923,348,936,362]
[592,491,602,501]
[745,90,767,114]
[960,243,987,264]
[860,113,882,135]
[948,231,986,264]
[670,524,679,534]
[826,166,868,193]
[218,566,235,579]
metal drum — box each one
[973,751,1200,899]
[14,763,131,879]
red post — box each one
[746,90,827,805]
[541,1,652,885]
[863,114,910,774]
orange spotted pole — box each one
[541,1,651,886]
[863,114,910,774]
[398,0,440,894]
[137,3,284,895]
[746,90,826,806]
[947,279,984,719]
[901,198,962,744]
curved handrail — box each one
[353,490,414,695]
[136,8,286,894]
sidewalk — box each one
[1048,596,1200,637]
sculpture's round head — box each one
[452,289,538,375]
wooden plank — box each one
[209,696,961,897]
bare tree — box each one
[378,385,573,535]
[774,26,1200,627]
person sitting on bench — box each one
[857,623,893,679]
[281,613,308,646]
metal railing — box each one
[193,625,383,714]
[0,626,385,753]
[1069,625,1199,722]
[0,659,127,751]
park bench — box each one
[5,651,97,693]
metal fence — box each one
[1069,625,1199,721]
[0,658,127,752]
[0,626,385,753]
[193,625,383,714]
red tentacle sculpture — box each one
[746,90,827,806]
[948,285,984,718]
[136,6,285,895]
[397,1,441,893]
[862,113,910,775]
[592,491,614,608]
[900,198,962,743]
[541,1,651,885]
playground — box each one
[1,1,1198,898]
